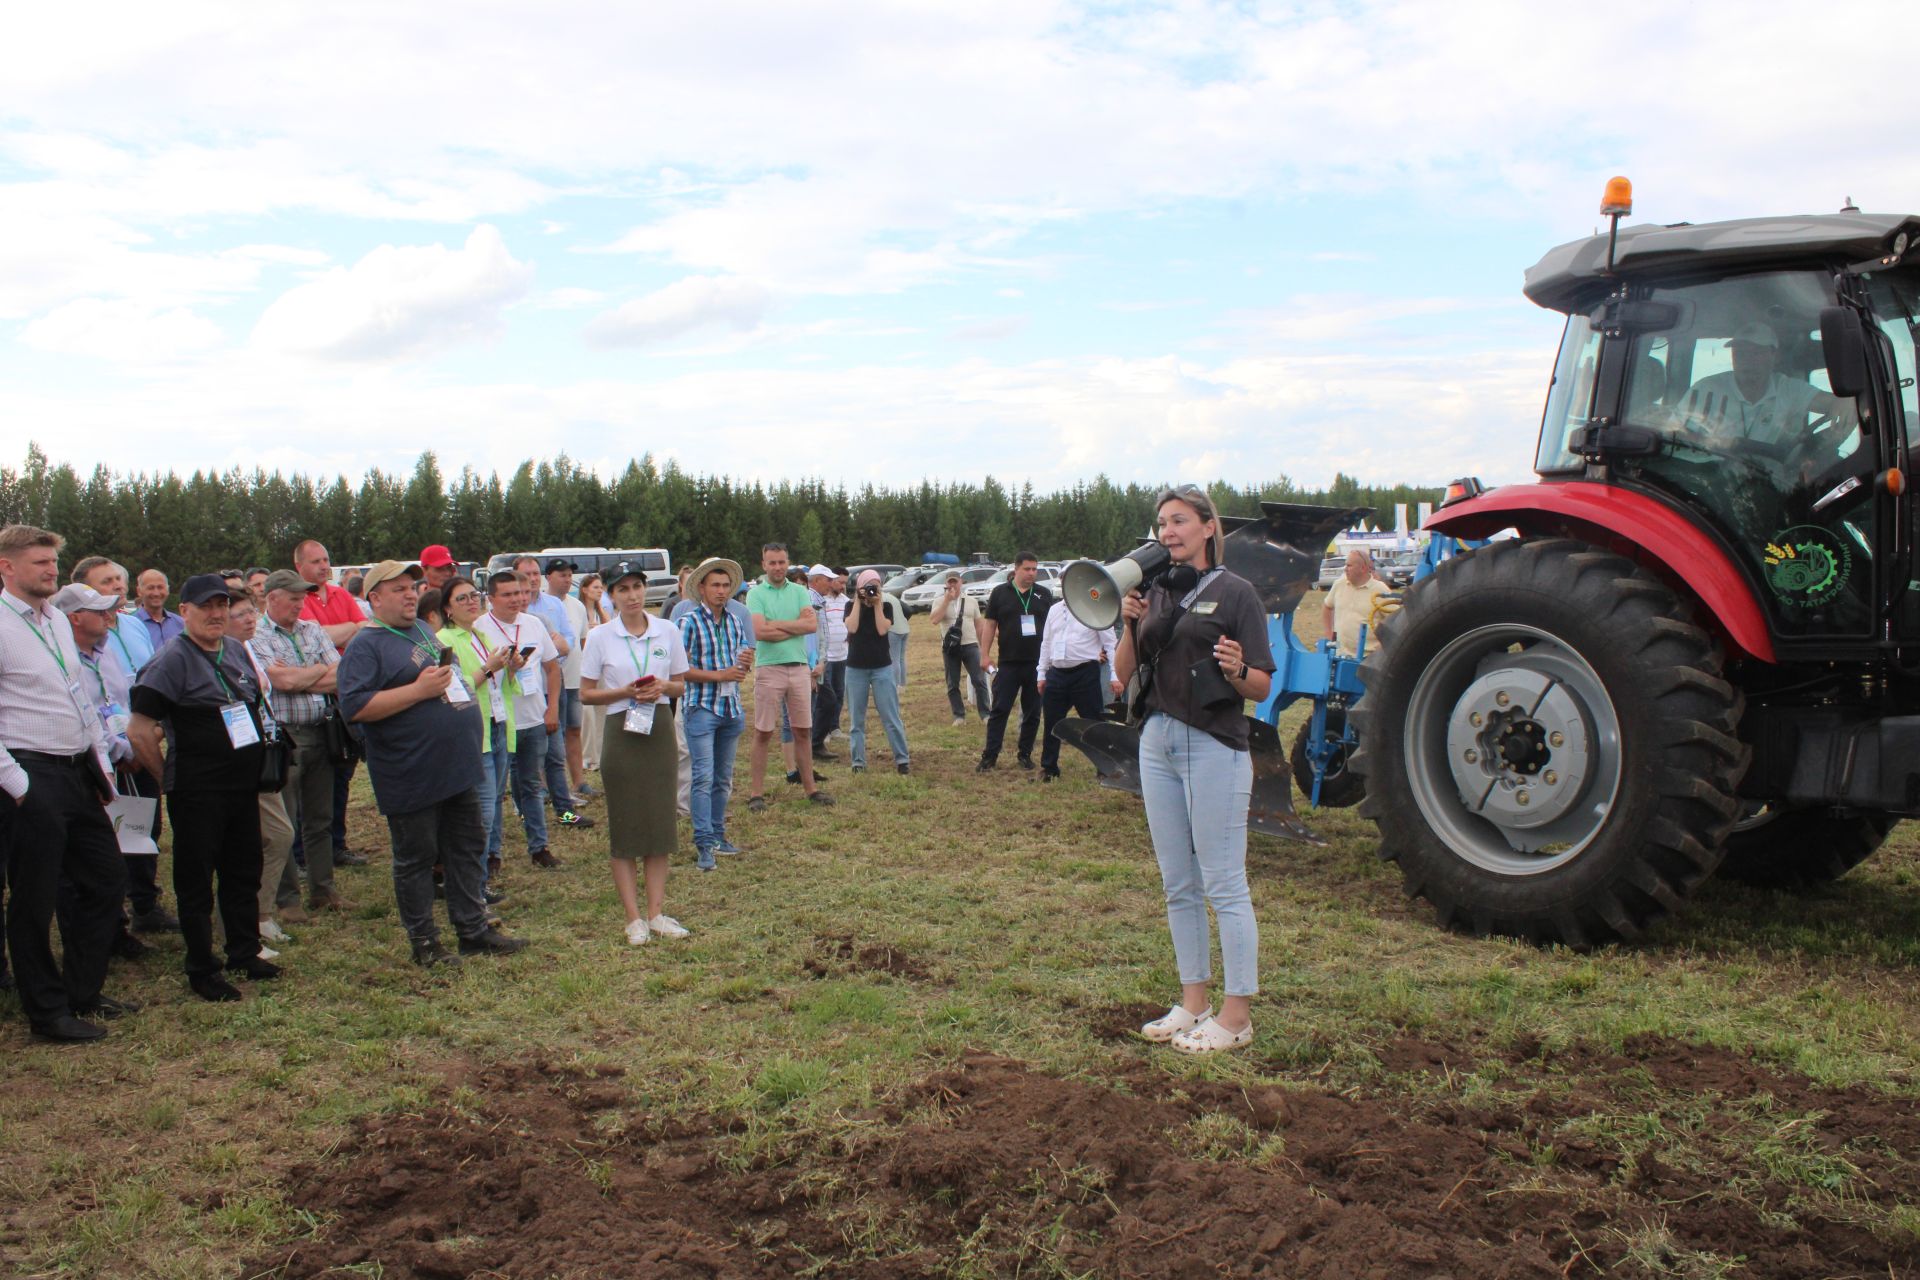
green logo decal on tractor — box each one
[1763,526,1851,608]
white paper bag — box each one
[108,792,159,855]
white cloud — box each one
[584,276,769,348]
[252,225,532,361]
[20,297,224,362]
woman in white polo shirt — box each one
[580,561,690,946]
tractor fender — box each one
[1425,482,1776,664]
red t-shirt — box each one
[301,582,366,651]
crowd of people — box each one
[1,496,1281,1056]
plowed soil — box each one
[248,1033,1920,1280]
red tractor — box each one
[1355,181,1920,947]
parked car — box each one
[846,563,906,582]
[487,546,676,609]
[883,566,944,596]
[1316,555,1344,589]
[1378,550,1421,589]
[901,565,998,613]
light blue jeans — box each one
[1138,712,1258,997]
[480,723,512,861]
[683,705,745,867]
[509,722,551,853]
[845,664,910,769]
[888,631,908,688]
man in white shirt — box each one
[1680,322,1847,448]
[1036,602,1121,782]
[472,571,582,869]
[0,524,132,1042]
[807,564,848,759]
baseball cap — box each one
[420,544,456,568]
[262,569,315,596]
[361,560,425,595]
[545,557,577,574]
[606,560,648,586]
[179,574,234,606]
[807,562,833,578]
[1725,322,1779,350]
[50,583,121,614]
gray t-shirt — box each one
[337,624,484,815]
[129,634,267,793]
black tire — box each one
[1291,717,1365,808]
[1351,538,1748,949]
[1716,809,1896,888]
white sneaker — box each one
[259,918,292,943]
[647,914,690,939]
[623,918,649,946]
[258,944,280,960]
[1140,1004,1212,1043]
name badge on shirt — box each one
[220,702,260,749]
[624,703,657,735]
[445,674,473,705]
[1020,615,1037,637]
[1189,601,1219,616]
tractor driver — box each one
[1677,322,1853,451]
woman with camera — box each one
[1111,485,1274,1054]
[580,562,690,946]
[843,570,911,775]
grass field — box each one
[4,602,1919,1278]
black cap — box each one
[179,573,234,606]
[607,560,648,586]
[546,558,577,574]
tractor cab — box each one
[1528,210,1920,655]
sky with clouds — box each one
[3,0,1914,495]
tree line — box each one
[0,444,1441,584]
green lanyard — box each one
[1015,587,1033,615]
[109,625,136,670]
[7,602,70,677]
[278,622,309,664]
[208,652,237,701]
[79,649,109,702]
[377,621,441,663]
[620,628,655,681]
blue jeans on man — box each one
[509,722,552,854]
[545,687,582,813]
[683,706,745,869]
[480,725,513,862]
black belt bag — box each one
[321,701,361,766]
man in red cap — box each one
[420,546,458,596]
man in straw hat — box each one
[675,557,755,870]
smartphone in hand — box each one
[518,645,538,658]
[437,647,455,666]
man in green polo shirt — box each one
[744,543,832,810]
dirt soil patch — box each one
[248,1045,1920,1279]
[802,933,929,981]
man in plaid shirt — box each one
[676,558,754,871]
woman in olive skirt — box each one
[579,562,691,945]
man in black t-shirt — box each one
[974,552,1052,771]
[129,574,275,1003]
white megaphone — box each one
[1062,542,1172,630]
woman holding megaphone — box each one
[1111,485,1275,1054]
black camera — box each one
[860,584,880,599]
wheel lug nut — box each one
[1516,790,1530,806]
[1469,712,1483,727]
[1549,731,1564,747]
[1495,692,1511,707]
[1464,749,1478,763]
[1543,770,1557,785]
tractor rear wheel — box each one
[1290,718,1365,808]
[1716,808,1897,888]
[1352,538,1748,948]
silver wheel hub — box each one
[1445,669,1591,828]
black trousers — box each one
[943,642,990,720]
[167,788,263,978]
[1040,662,1107,775]
[5,755,125,1028]
[812,660,846,748]
[983,660,1041,763]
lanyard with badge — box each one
[79,649,131,743]
[620,625,661,735]
[378,621,471,705]
[7,601,98,737]
[203,647,264,749]
[1015,585,1039,637]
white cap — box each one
[807,563,833,578]
[50,583,122,614]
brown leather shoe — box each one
[277,904,312,925]
[308,888,353,912]
[529,847,563,870]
